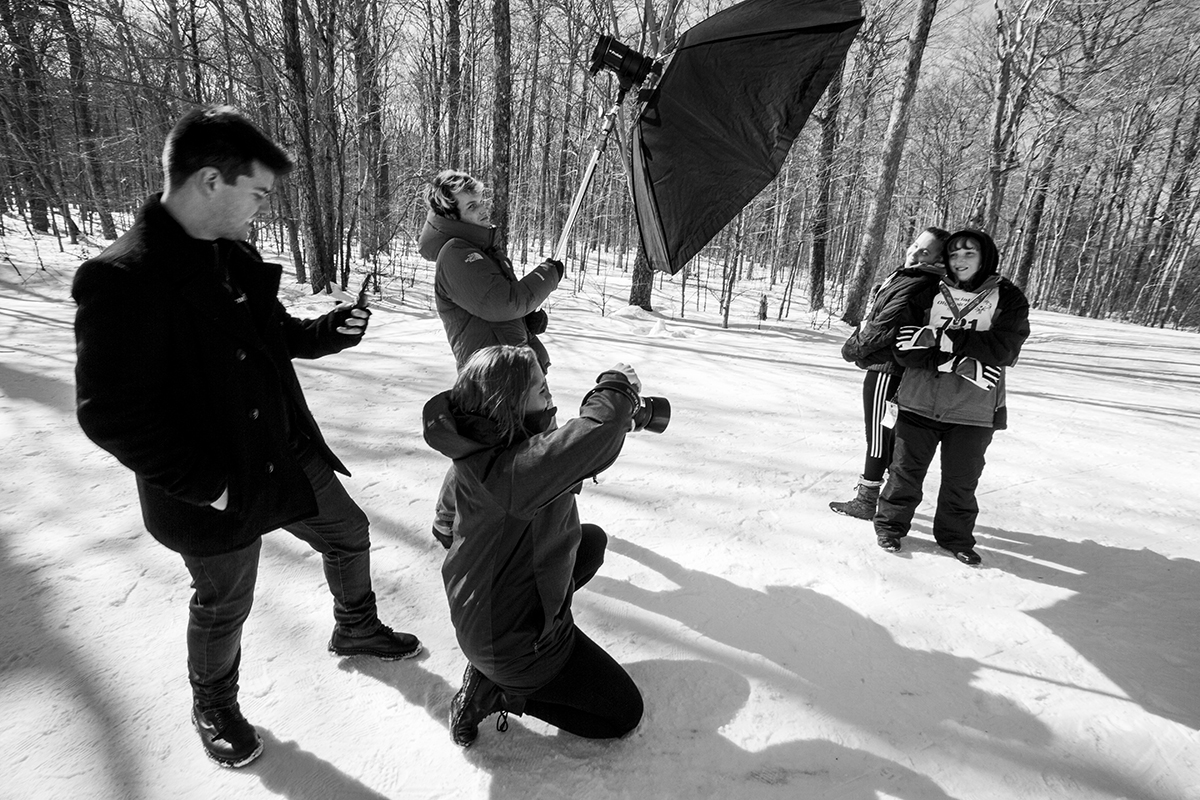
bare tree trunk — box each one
[629,249,654,311]
[0,0,50,231]
[1014,127,1062,293]
[53,0,117,240]
[491,0,512,252]
[352,0,389,257]
[446,0,462,162]
[809,65,843,313]
[282,0,337,292]
[841,0,940,326]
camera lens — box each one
[633,396,670,434]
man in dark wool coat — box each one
[72,105,422,769]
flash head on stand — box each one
[589,35,661,91]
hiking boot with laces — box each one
[328,620,422,660]
[829,477,883,520]
[192,702,263,768]
[449,663,506,748]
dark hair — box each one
[426,169,483,219]
[162,105,294,190]
[925,226,951,242]
[946,228,1001,290]
[451,345,540,445]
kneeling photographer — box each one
[422,345,666,747]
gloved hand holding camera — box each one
[587,363,668,433]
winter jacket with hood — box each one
[417,212,560,370]
[841,262,948,374]
[892,230,1030,429]
[422,373,636,694]
[73,194,364,556]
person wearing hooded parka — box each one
[873,229,1030,566]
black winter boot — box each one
[449,663,507,748]
[192,703,263,768]
[829,477,883,520]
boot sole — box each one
[829,504,873,520]
[202,739,264,769]
[328,642,424,661]
[192,712,264,768]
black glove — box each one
[332,305,370,337]
[584,370,641,412]
[524,309,548,335]
[542,258,565,279]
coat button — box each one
[236,349,247,361]
[248,408,259,420]
[265,462,274,474]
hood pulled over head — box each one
[945,228,1000,290]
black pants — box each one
[861,370,901,481]
[510,524,644,739]
[874,411,994,551]
[181,446,379,710]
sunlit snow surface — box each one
[2,224,1197,800]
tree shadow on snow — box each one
[970,524,1200,730]
[241,729,392,800]
[0,530,142,798]
[0,361,76,413]
[589,536,1171,800]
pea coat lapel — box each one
[170,244,265,350]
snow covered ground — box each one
[2,223,1198,800]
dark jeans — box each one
[181,446,378,710]
[874,411,994,551]
[506,523,643,739]
[861,370,901,482]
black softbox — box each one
[630,0,863,274]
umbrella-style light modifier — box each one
[631,0,864,274]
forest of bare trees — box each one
[2,0,1198,329]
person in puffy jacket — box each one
[423,345,644,747]
[418,170,564,548]
[832,227,949,519]
[874,229,1030,566]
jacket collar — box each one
[138,194,282,343]
[897,262,947,278]
[943,273,1001,295]
[417,211,497,261]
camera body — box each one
[632,396,670,434]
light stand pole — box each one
[552,86,629,265]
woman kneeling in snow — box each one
[423,345,644,746]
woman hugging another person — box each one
[873,229,1031,566]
